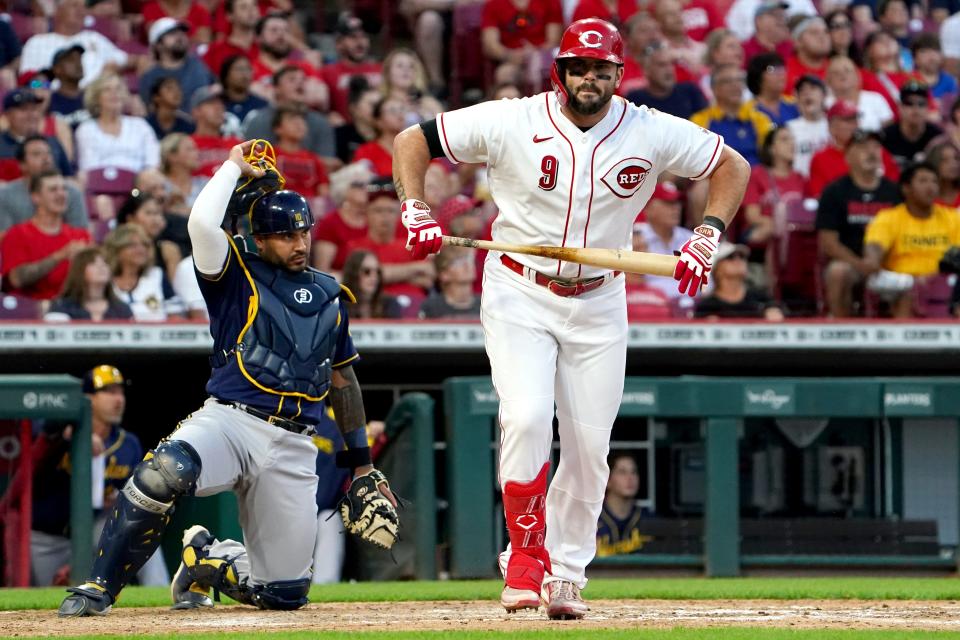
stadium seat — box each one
[770,198,819,315]
[4,12,45,45]
[912,274,955,319]
[85,167,136,216]
[0,294,42,320]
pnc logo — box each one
[293,288,313,304]
[601,158,652,198]
[578,30,604,48]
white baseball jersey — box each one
[437,92,724,280]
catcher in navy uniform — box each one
[59,140,399,616]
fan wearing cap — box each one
[319,13,382,125]
[816,128,902,317]
[693,242,784,319]
[741,1,793,62]
[635,181,694,300]
[27,365,146,586]
[47,44,87,128]
[142,0,212,45]
[18,0,137,89]
[393,17,750,618]
[189,85,243,178]
[0,89,74,180]
[882,81,943,169]
[271,106,330,198]
[481,0,563,88]
[807,99,901,197]
[724,0,816,41]
[343,177,435,304]
[138,18,214,113]
[417,245,481,319]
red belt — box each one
[500,254,619,298]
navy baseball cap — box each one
[3,88,42,110]
[51,44,84,67]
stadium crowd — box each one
[0,0,959,321]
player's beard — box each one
[566,81,613,116]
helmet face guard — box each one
[551,18,625,108]
[250,190,315,236]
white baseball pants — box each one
[481,255,627,588]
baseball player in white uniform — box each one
[393,18,751,619]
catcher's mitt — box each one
[339,469,399,550]
[225,139,286,234]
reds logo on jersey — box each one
[600,158,653,199]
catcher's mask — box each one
[550,18,624,108]
[250,190,315,236]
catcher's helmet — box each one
[551,18,624,107]
[250,190,314,235]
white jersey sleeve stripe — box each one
[690,133,723,181]
[438,112,462,164]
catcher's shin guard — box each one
[83,441,201,600]
[502,463,552,595]
[251,578,311,610]
[175,542,255,608]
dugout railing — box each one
[442,376,960,578]
[0,375,92,584]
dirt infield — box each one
[6,599,960,635]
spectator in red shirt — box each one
[571,0,638,28]
[202,0,261,76]
[334,81,380,165]
[189,85,241,177]
[272,106,329,199]
[862,29,918,109]
[742,0,793,62]
[352,96,408,178]
[481,0,563,88]
[626,224,671,320]
[741,126,805,279]
[654,0,706,79]
[0,170,91,300]
[320,13,382,126]
[312,162,372,275]
[785,16,832,93]
[808,100,900,196]
[250,12,326,111]
[343,178,435,303]
[142,0,212,45]
[618,12,662,96]
[680,0,722,43]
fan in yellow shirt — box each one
[865,162,960,263]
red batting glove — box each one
[400,199,443,259]
[674,223,721,297]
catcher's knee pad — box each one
[251,578,310,610]
[132,440,202,507]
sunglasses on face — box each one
[904,99,927,108]
[360,266,379,276]
[829,20,851,30]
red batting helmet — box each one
[551,18,624,107]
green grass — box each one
[18,631,960,640]
[5,577,960,610]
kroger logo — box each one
[746,389,792,410]
[884,392,931,407]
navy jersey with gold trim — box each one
[32,425,143,536]
[197,237,358,425]
[596,503,651,557]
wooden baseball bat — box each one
[442,236,679,277]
